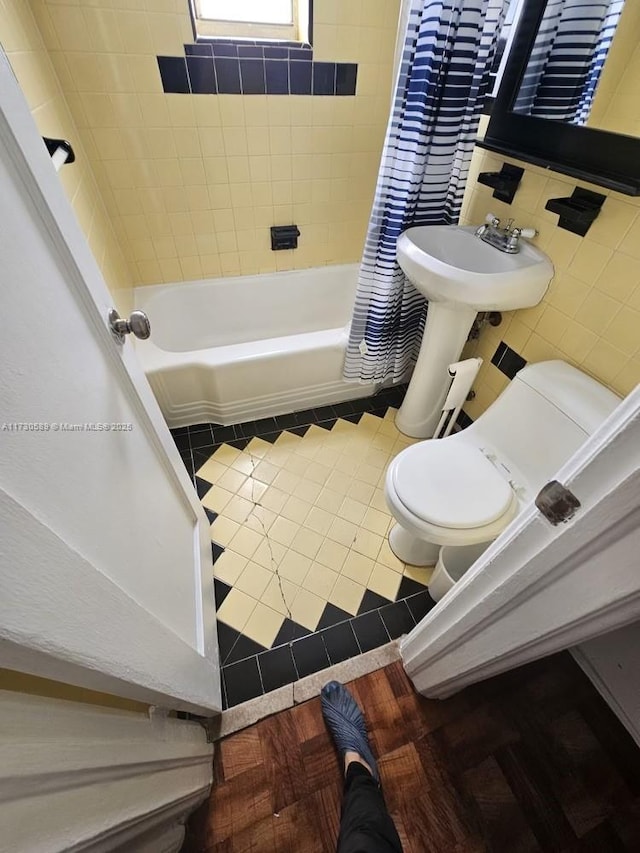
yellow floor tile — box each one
[341,551,375,585]
[196,457,227,483]
[245,437,272,457]
[281,495,313,524]
[361,507,390,536]
[290,526,323,560]
[305,460,332,485]
[377,539,405,574]
[304,506,333,536]
[283,454,309,476]
[213,550,248,585]
[327,517,358,547]
[359,413,383,432]
[242,602,284,647]
[315,487,340,512]
[274,431,302,448]
[339,497,368,525]
[231,453,256,475]
[278,550,312,585]
[363,448,389,469]
[202,485,234,514]
[302,562,339,599]
[228,526,264,559]
[210,443,241,464]
[216,587,257,632]
[235,561,273,599]
[295,480,322,505]
[268,516,300,547]
[252,460,280,484]
[261,575,299,615]
[264,446,291,467]
[403,565,434,586]
[290,588,326,630]
[272,469,300,494]
[347,480,376,504]
[251,537,287,570]
[244,505,278,533]
[223,495,255,524]
[325,470,352,495]
[329,574,365,616]
[217,467,248,494]
[368,563,402,600]
[369,489,388,512]
[333,454,360,476]
[260,485,288,513]
[237,477,268,503]
[355,462,381,486]
[351,528,383,560]
[316,538,349,572]
[210,516,242,546]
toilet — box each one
[385,361,620,579]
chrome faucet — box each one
[475,213,537,254]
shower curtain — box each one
[344,0,507,385]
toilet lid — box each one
[392,441,514,529]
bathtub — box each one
[135,264,376,429]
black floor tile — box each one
[313,405,337,422]
[380,600,415,639]
[397,575,429,599]
[369,406,388,419]
[351,610,389,653]
[287,425,310,437]
[259,431,282,444]
[225,633,268,665]
[214,578,232,609]
[195,476,212,499]
[322,621,360,664]
[204,508,218,524]
[350,397,375,413]
[253,417,278,436]
[211,425,236,444]
[223,656,263,706]
[189,427,215,449]
[258,645,297,692]
[317,603,352,630]
[217,621,241,665]
[229,437,250,450]
[294,408,317,425]
[274,413,298,430]
[332,401,356,417]
[172,431,191,452]
[291,632,330,678]
[211,542,225,563]
[192,448,215,475]
[405,590,437,624]
[341,412,363,424]
[180,451,193,477]
[358,589,392,615]
[316,419,337,431]
[273,618,311,647]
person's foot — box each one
[321,681,379,782]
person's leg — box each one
[321,681,403,853]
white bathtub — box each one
[135,264,376,428]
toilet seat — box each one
[391,441,514,530]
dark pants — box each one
[337,763,403,852]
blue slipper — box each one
[321,680,379,782]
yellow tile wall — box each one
[29,0,400,286]
[0,0,133,310]
[459,148,640,419]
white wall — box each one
[574,623,640,748]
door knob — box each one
[109,308,151,344]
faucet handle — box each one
[517,227,537,239]
[485,212,500,227]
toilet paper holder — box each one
[433,357,483,439]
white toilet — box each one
[385,361,620,577]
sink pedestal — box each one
[395,303,477,438]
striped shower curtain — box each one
[514,0,624,125]
[344,0,507,385]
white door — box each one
[402,380,640,701]
[0,53,220,714]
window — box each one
[193,0,309,43]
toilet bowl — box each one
[385,360,620,581]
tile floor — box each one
[173,388,445,709]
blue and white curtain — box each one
[514,0,624,125]
[344,0,507,384]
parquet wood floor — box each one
[183,653,640,852]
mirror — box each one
[480,0,640,194]
[511,0,638,137]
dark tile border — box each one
[492,341,527,379]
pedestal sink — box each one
[395,225,553,438]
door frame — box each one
[0,51,219,713]
[402,381,640,698]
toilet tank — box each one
[469,360,621,494]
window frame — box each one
[189,0,313,46]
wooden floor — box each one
[183,653,640,852]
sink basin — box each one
[397,225,553,311]
[394,224,553,439]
